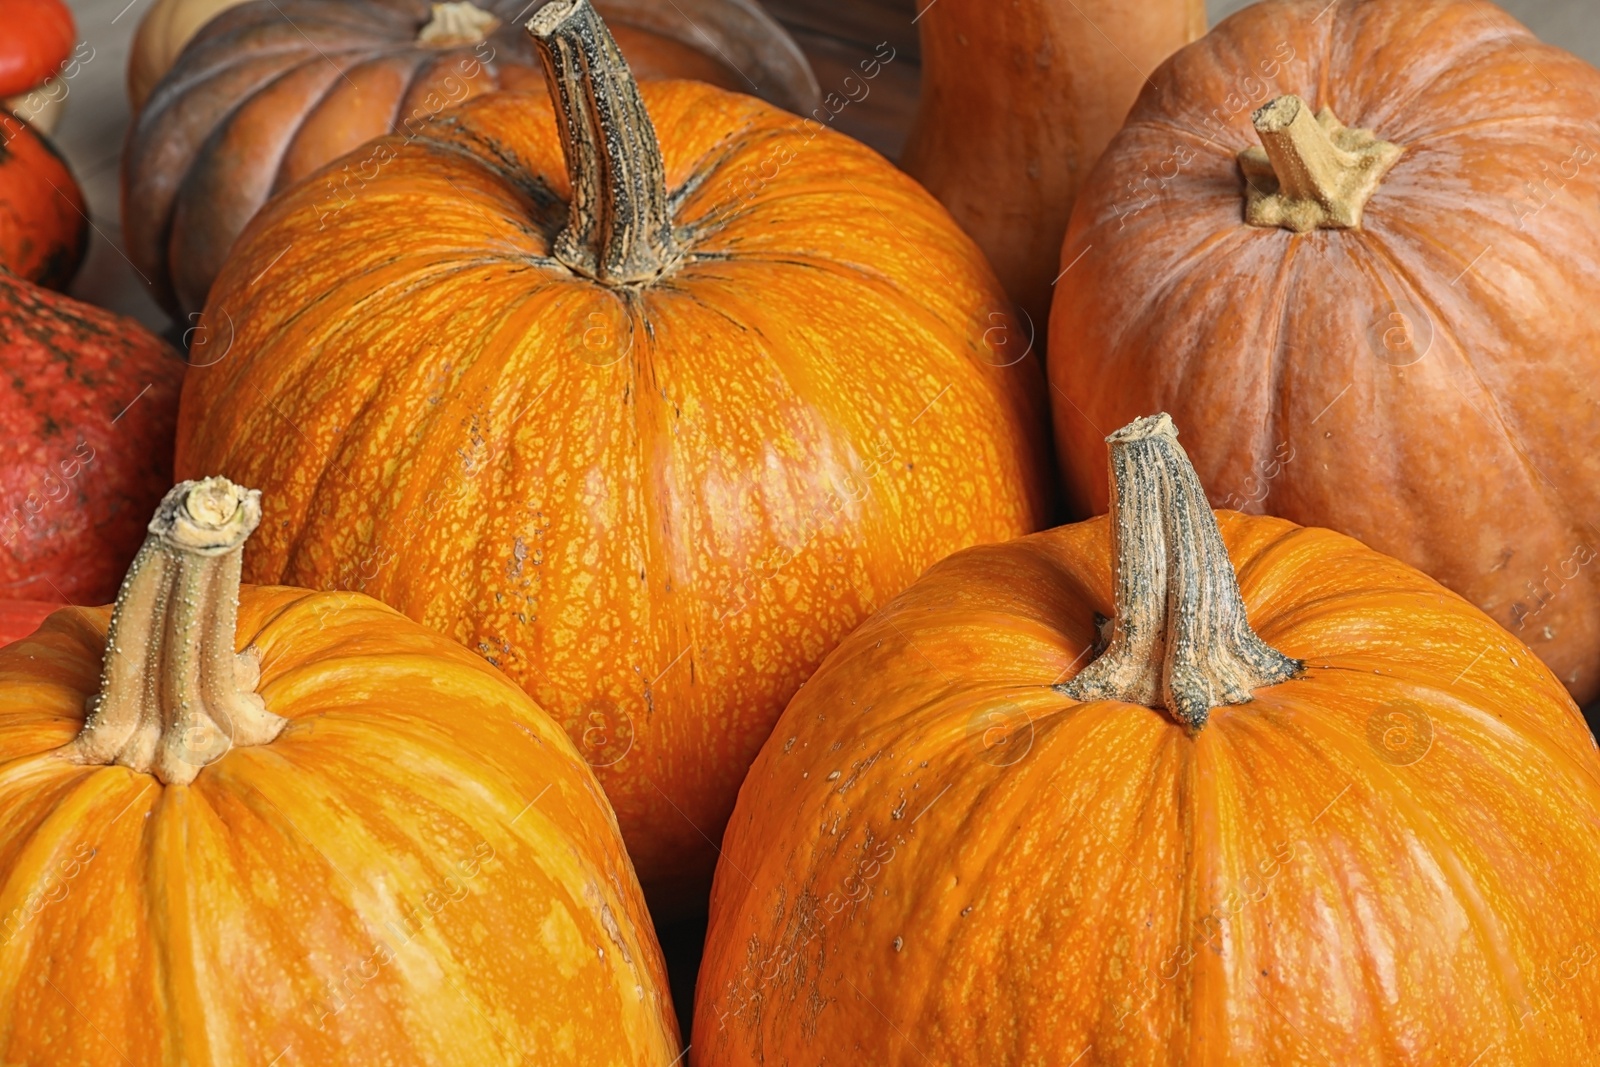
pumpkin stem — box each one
[1238,95,1404,233]
[1057,414,1301,731]
[418,2,500,47]
[527,0,682,285]
[65,478,287,785]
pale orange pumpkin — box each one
[173,0,1050,913]
[1049,0,1600,703]
[697,414,1600,1065]
[0,477,679,1063]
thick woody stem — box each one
[418,2,500,46]
[1058,415,1301,731]
[1238,95,1404,232]
[527,0,681,284]
[66,478,286,785]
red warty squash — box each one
[697,414,1600,1065]
[123,0,818,316]
[0,477,679,1063]
[1050,0,1600,702]
[0,114,86,290]
[0,273,186,603]
[0,0,74,134]
[174,0,1051,911]
[902,0,1204,329]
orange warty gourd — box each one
[1049,0,1600,703]
[0,113,87,290]
[174,0,1050,911]
[122,0,818,316]
[0,478,679,1063]
[902,0,1204,329]
[697,415,1600,1066]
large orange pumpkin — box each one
[1049,0,1600,702]
[697,414,1600,1065]
[901,0,1204,328]
[0,477,679,1063]
[174,0,1050,911]
[123,0,818,316]
[0,113,86,290]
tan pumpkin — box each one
[122,0,819,316]
[1050,0,1600,701]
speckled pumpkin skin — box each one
[0,274,185,603]
[697,512,1600,1065]
[174,83,1052,908]
[0,587,679,1064]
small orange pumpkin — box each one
[697,414,1600,1065]
[174,0,1050,910]
[0,477,679,1063]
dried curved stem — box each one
[527,0,681,284]
[1238,95,1403,232]
[1058,414,1301,731]
[66,478,286,785]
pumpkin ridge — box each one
[1208,694,1544,1060]
[1298,706,1544,1058]
[1352,222,1585,553]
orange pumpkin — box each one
[902,0,1204,328]
[0,477,679,1063]
[697,414,1600,1065]
[0,113,86,289]
[122,0,818,316]
[174,0,1051,911]
[1049,0,1600,702]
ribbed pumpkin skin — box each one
[123,0,769,316]
[1050,0,1600,702]
[696,514,1600,1065]
[174,82,1051,904]
[0,114,87,290]
[0,587,678,1065]
[0,275,185,603]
